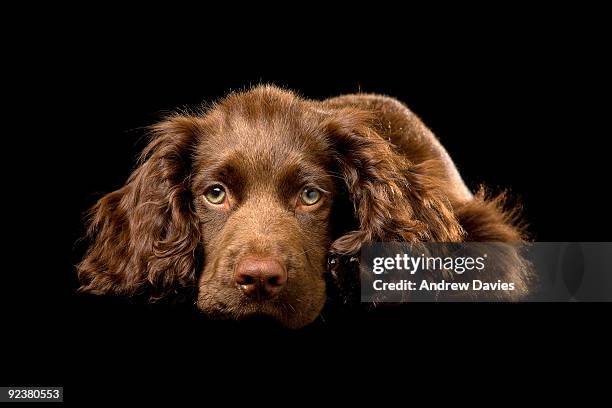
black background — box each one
[3,13,610,402]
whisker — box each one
[319,312,327,324]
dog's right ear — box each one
[321,107,465,257]
[77,115,204,299]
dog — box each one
[77,85,531,328]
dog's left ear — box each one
[323,108,465,257]
[77,115,203,299]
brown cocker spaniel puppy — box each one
[77,85,531,328]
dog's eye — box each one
[300,187,321,206]
[204,185,226,204]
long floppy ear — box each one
[324,108,466,257]
[322,106,532,301]
[77,115,203,299]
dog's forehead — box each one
[191,101,335,191]
[197,102,329,169]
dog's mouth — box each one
[196,290,318,329]
[236,296,294,321]
[196,261,326,329]
[196,289,290,316]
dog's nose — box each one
[234,258,287,300]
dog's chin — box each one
[196,294,323,330]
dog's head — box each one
[78,86,462,328]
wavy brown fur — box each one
[77,85,532,327]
